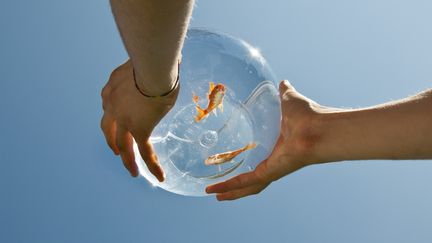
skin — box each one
[206,81,432,201]
[104,1,432,200]
[101,60,179,180]
[102,0,194,181]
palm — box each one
[206,80,320,200]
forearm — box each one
[110,0,194,95]
[315,89,432,162]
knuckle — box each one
[117,142,126,152]
[101,86,109,98]
[146,163,155,172]
[110,66,121,79]
[279,80,287,90]
[138,148,150,160]
[100,118,105,130]
[234,176,243,186]
[280,80,293,90]
[252,188,262,196]
[101,85,111,99]
[122,159,131,169]
[120,116,133,130]
[254,165,268,183]
[144,154,156,164]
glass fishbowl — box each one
[134,28,281,196]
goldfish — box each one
[193,82,225,122]
[205,143,257,165]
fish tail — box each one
[195,106,207,122]
[244,143,257,151]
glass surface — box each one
[134,28,281,196]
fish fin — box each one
[218,103,224,113]
[209,82,215,93]
[207,82,215,99]
[192,92,199,104]
[212,109,218,116]
[195,106,207,122]
[245,143,257,151]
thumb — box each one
[279,80,295,98]
[254,135,285,181]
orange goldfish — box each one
[205,143,257,165]
[193,82,225,122]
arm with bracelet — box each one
[101,0,194,181]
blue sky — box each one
[1,0,432,242]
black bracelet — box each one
[133,60,180,98]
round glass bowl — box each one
[134,28,281,196]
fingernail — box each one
[154,169,164,182]
[205,186,213,194]
[111,147,118,155]
[157,164,165,181]
[129,169,138,177]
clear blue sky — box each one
[1,0,432,242]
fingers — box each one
[206,168,267,194]
[215,184,267,201]
[116,126,139,177]
[101,113,119,155]
[206,136,286,201]
[135,138,165,182]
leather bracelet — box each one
[133,60,180,98]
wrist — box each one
[279,107,334,167]
[134,71,176,97]
[313,108,370,164]
[301,108,352,165]
[134,60,180,98]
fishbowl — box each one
[134,28,281,196]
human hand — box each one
[101,60,179,181]
[206,80,326,200]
